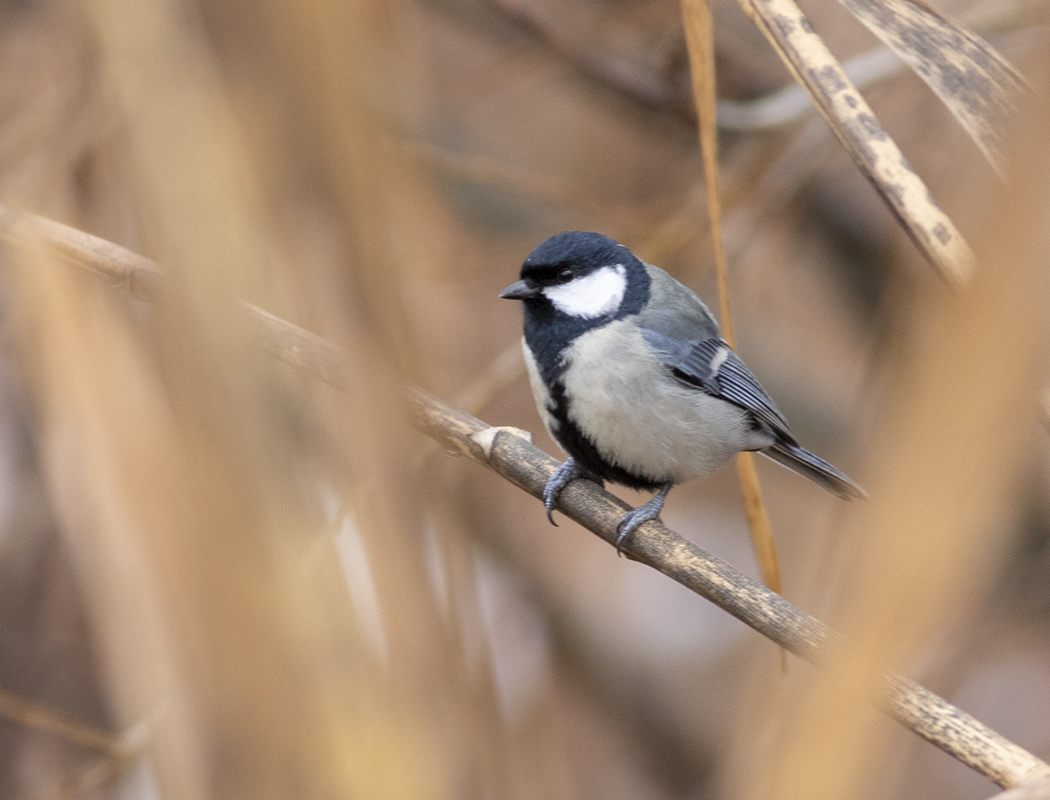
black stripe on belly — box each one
[547,380,665,491]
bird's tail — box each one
[761,441,866,500]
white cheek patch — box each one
[543,265,627,319]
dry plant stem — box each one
[5,209,1050,790]
[882,676,1050,789]
[989,776,1050,800]
[680,0,782,596]
[735,453,781,595]
[833,0,1026,172]
[43,754,134,800]
[412,388,823,652]
[0,208,163,301]
[486,0,1027,307]
[718,21,1036,131]
[716,44,912,130]
[415,394,1050,790]
[43,719,150,800]
[0,686,123,755]
[735,0,975,284]
[492,0,1030,151]
[680,0,732,341]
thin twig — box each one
[0,686,123,756]
[680,0,783,599]
[40,753,131,800]
[4,207,1050,790]
[716,44,910,130]
[38,719,149,800]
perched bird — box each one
[499,231,864,550]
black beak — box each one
[499,280,541,300]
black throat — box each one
[520,267,660,491]
[520,263,651,387]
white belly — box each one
[559,321,758,483]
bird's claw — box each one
[615,508,658,555]
[614,484,672,556]
[543,458,582,525]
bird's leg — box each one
[543,458,585,525]
[616,483,673,554]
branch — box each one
[0,686,124,756]
[411,389,1050,789]
[411,386,826,652]
[991,776,1050,800]
[5,206,1050,790]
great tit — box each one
[500,231,864,550]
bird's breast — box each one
[559,320,754,484]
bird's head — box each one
[499,232,649,321]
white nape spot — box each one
[543,264,627,319]
[709,346,730,379]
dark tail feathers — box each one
[761,441,866,500]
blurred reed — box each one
[729,43,1050,800]
[3,0,507,798]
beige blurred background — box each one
[0,0,1046,798]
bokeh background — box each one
[0,0,1047,798]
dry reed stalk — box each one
[680,0,783,600]
[3,0,465,798]
[240,4,511,789]
[737,46,1050,800]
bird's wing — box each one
[635,263,794,439]
[640,329,795,441]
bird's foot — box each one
[615,484,672,555]
[543,458,582,525]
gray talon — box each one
[615,483,672,555]
[543,458,582,525]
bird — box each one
[499,231,864,551]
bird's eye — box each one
[556,269,574,284]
